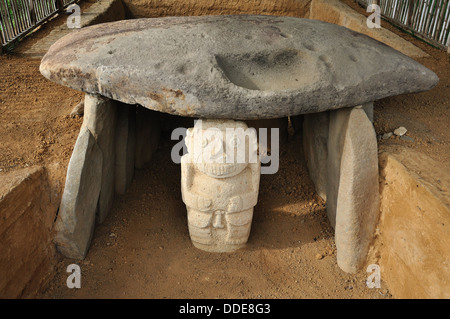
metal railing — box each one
[355,0,450,49]
[0,0,79,49]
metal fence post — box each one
[29,0,36,25]
[406,0,414,27]
[56,0,65,12]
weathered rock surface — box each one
[0,166,55,298]
[82,94,117,224]
[362,102,374,123]
[70,100,84,118]
[303,102,372,202]
[115,103,136,194]
[55,127,103,259]
[303,112,329,201]
[135,106,161,169]
[377,145,450,298]
[327,106,379,273]
[394,126,407,136]
[40,15,438,120]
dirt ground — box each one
[0,1,448,299]
[36,132,392,299]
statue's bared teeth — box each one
[199,163,239,177]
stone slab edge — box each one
[311,0,429,58]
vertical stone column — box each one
[82,94,118,224]
[55,98,162,259]
[55,127,103,259]
[55,93,118,259]
[302,103,373,201]
[327,106,380,273]
[115,104,136,194]
[290,114,303,134]
[135,106,161,169]
[303,105,379,273]
[302,112,329,201]
[181,120,261,252]
[362,102,374,123]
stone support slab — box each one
[302,112,329,201]
[83,94,117,224]
[55,127,103,259]
[135,106,161,169]
[115,104,136,194]
[327,106,380,273]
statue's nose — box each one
[208,139,224,159]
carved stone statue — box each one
[181,119,260,252]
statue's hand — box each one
[197,197,212,210]
[227,196,242,213]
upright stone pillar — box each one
[55,127,103,259]
[135,106,161,169]
[302,112,329,201]
[82,94,117,224]
[362,102,374,123]
[115,104,136,194]
[327,106,380,273]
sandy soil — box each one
[36,131,392,299]
[0,54,83,173]
[0,0,448,299]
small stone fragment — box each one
[70,100,84,118]
[382,132,393,140]
[394,127,407,136]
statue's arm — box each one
[227,162,261,212]
[181,156,212,211]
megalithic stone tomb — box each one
[40,15,438,272]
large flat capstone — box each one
[40,15,438,120]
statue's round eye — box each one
[201,137,208,148]
[231,135,240,147]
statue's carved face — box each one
[186,120,257,178]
